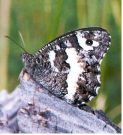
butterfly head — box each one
[21,52,44,75]
[21,53,35,73]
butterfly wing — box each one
[22,27,111,104]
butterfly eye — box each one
[86,39,93,46]
[36,57,40,64]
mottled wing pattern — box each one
[22,27,111,104]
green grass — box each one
[6,0,121,126]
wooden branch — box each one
[0,69,121,133]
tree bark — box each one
[0,69,121,133]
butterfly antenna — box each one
[5,35,29,54]
[19,31,25,48]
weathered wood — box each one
[0,70,121,133]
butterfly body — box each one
[22,27,111,105]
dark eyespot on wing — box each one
[86,39,93,46]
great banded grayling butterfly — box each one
[22,27,111,105]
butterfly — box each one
[21,27,111,105]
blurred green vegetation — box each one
[0,0,121,126]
